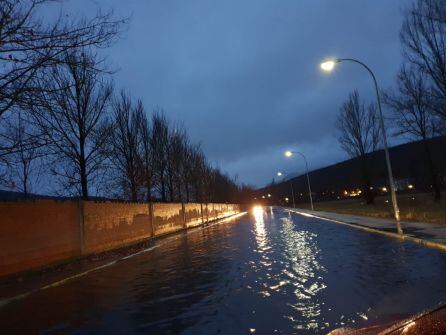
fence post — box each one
[78,199,85,256]
[149,202,155,237]
[200,203,204,225]
[181,202,187,229]
[214,203,218,221]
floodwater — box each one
[2,207,446,334]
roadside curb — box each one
[287,209,446,252]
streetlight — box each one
[277,171,296,208]
[284,151,314,210]
[320,57,403,234]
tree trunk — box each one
[79,145,88,200]
[130,180,138,202]
[80,162,88,200]
[22,158,29,198]
[160,173,166,202]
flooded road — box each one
[2,207,446,334]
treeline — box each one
[336,0,446,203]
[0,1,251,203]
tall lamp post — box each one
[320,58,403,235]
[284,150,314,210]
[277,171,296,208]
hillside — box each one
[255,136,446,202]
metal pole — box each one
[290,181,296,208]
[292,151,314,211]
[337,58,402,234]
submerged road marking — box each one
[0,212,247,309]
[287,209,446,252]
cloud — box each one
[54,0,405,186]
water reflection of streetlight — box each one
[253,206,264,224]
[253,206,268,252]
[279,215,326,330]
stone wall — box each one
[83,202,151,254]
[0,200,81,277]
[184,203,203,228]
[152,203,184,236]
[0,200,240,277]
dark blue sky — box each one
[52,0,406,187]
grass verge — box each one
[296,192,446,225]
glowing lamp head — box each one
[320,60,337,72]
[267,193,271,198]
[277,172,283,177]
[285,151,293,158]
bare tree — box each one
[150,110,169,201]
[166,125,187,202]
[30,50,113,199]
[337,90,381,204]
[384,66,442,200]
[107,91,143,201]
[0,0,125,120]
[0,109,44,195]
[401,0,446,123]
[187,146,207,202]
[182,143,199,202]
[137,107,154,202]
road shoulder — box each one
[286,207,446,251]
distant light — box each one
[382,187,388,192]
[262,195,265,199]
[267,194,271,198]
[284,150,293,157]
[370,186,374,190]
[285,197,289,202]
[254,197,257,200]
[277,172,283,176]
[252,206,263,217]
[408,184,414,189]
[320,60,336,72]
